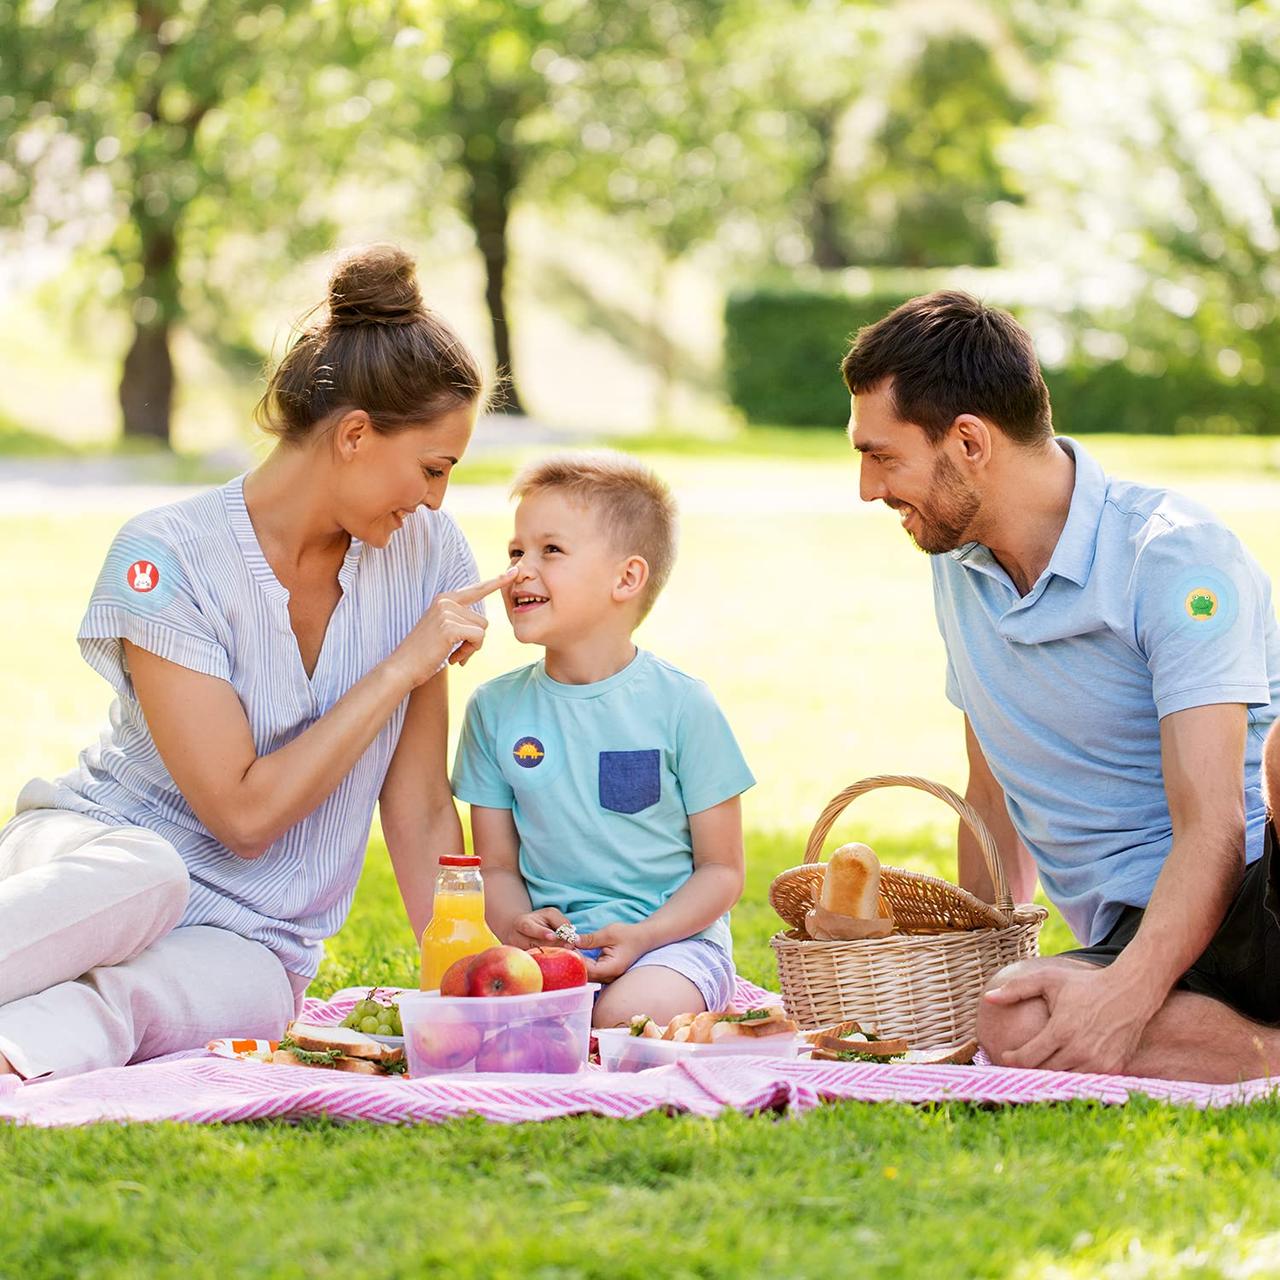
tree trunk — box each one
[120,320,175,443]
[463,144,524,415]
[119,209,180,444]
[808,108,849,271]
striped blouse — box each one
[19,474,481,979]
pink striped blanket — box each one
[1,978,1274,1127]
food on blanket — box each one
[411,1014,484,1070]
[628,1015,662,1039]
[650,1007,799,1045]
[707,1008,799,1042]
[272,1022,407,1076]
[819,842,885,917]
[441,945,544,997]
[341,993,402,1037]
[811,1028,910,1060]
[528,946,589,990]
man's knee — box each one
[1264,719,1280,824]
[976,958,1074,1067]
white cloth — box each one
[0,809,298,1080]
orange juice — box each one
[419,855,501,990]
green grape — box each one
[376,1024,394,1037]
[359,1015,380,1033]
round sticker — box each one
[1184,587,1218,621]
[512,736,546,769]
[1170,567,1238,634]
[127,560,160,593]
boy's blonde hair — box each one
[510,450,678,621]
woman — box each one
[0,244,513,1079]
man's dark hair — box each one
[841,291,1053,445]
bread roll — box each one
[819,842,883,917]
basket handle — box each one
[802,774,1014,915]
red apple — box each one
[535,1018,584,1073]
[439,952,482,997]
[528,946,589,991]
[461,945,543,997]
[475,1027,544,1073]
[411,1013,483,1071]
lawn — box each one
[3,432,1280,1279]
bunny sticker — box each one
[127,560,159,593]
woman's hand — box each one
[507,907,573,949]
[389,568,516,689]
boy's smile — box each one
[505,489,633,647]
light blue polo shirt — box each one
[451,649,755,954]
[931,437,1280,946]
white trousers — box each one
[0,808,300,1080]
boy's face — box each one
[504,489,636,646]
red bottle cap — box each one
[437,855,481,867]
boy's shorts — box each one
[1061,819,1280,1026]
[579,938,736,1012]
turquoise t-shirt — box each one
[451,649,755,954]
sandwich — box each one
[657,1006,799,1044]
[271,1021,407,1076]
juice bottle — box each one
[419,855,501,990]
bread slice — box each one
[812,1032,909,1057]
[819,843,883,917]
[663,1012,697,1042]
[287,1021,400,1062]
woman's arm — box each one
[125,572,508,859]
[378,669,462,941]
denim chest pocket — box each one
[598,749,661,815]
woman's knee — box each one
[114,830,190,925]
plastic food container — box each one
[595,1027,802,1073]
[399,985,600,1076]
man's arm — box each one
[961,716,1038,904]
[992,702,1247,1074]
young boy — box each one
[451,451,754,1028]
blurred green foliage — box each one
[1,0,1278,441]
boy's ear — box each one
[613,555,650,605]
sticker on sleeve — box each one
[1170,567,1238,634]
[100,536,179,609]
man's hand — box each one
[985,963,1161,1075]
[577,923,648,983]
[507,907,572,949]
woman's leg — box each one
[0,809,189,1007]
[0,924,295,1079]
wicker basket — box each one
[769,775,1047,1047]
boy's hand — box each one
[577,923,647,983]
[508,907,573,949]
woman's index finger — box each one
[449,566,518,605]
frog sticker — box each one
[1185,588,1218,621]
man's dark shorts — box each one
[1061,818,1280,1025]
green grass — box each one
[4,438,1280,1278]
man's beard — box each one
[899,452,981,554]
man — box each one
[843,291,1280,1082]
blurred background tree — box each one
[0,0,1278,446]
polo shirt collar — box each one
[948,435,1106,590]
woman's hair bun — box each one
[327,243,425,328]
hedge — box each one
[724,279,1280,434]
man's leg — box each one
[978,956,1280,1083]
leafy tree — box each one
[0,0,365,444]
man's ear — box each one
[951,413,993,467]
[332,409,372,461]
[613,555,650,605]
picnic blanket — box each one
[1,977,1275,1127]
